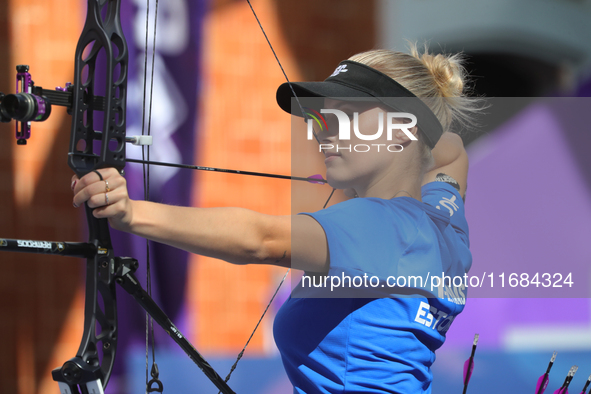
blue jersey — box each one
[274,182,471,394]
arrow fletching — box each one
[462,333,479,394]
[538,375,551,394]
[307,174,328,184]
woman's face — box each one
[316,98,415,195]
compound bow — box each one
[0,0,327,393]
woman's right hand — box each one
[71,168,134,232]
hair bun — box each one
[419,52,465,98]
[349,45,484,135]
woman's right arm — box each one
[422,132,468,198]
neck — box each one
[356,146,424,200]
[356,166,423,201]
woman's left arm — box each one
[72,168,329,271]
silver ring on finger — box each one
[105,180,111,193]
[105,192,110,206]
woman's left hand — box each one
[71,168,134,231]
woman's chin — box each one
[326,176,352,191]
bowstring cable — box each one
[218,1,336,389]
[243,0,335,204]
[244,1,308,134]
[244,0,334,203]
[140,0,160,390]
[137,0,334,389]
[147,0,160,383]
[220,269,290,390]
[140,0,150,386]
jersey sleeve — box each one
[421,181,470,248]
[302,198,412,280]
[300,197,449,297]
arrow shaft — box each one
[126,158,327,183]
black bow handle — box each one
[52,0,128,392]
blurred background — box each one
[1,0,591,393]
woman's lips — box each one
[324,152,341,163]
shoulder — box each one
[308,196,423,228]
[291,198,422,273]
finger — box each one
[71,174,80,191]
[102,169,127,194]
[86,186,127,209]
[92,199,126,219]
[92,170,104,181]
[74,170,106,194]
[100,167,125,180]
[74,168,124,194]
[91,205,110,219]
[73,175,126,208]
[87,192,111,209]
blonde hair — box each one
[348,43,480,134]
[349,43,480,172]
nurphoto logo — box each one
[304,106,417,153]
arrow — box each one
[579,373,591,394]
[555,366,578,394]
[462,333,479,394]
[536,351,557,394]
[126,158,328,184]
[69,153,329,184]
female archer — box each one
[72,44,479,393]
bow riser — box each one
[68,0,128,176]
[51,0,129,390]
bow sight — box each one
[0,65,71,144]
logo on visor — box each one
[330,64,348,77]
